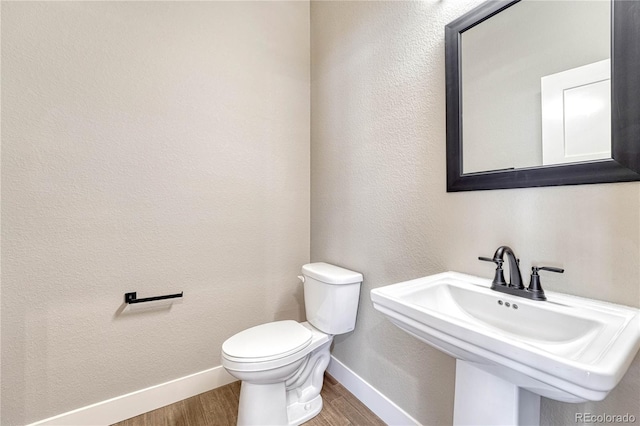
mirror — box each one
[445,0,640,192]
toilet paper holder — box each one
[124,291,183,304]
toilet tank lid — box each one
[302,262,363,285]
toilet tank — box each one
[301,262,363,335]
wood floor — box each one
[112,374,386,426]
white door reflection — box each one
[541,59,611,166]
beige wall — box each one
[311,0,639,424]
[1,2,309,424]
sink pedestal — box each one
[454,360,540,426]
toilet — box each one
[221,262,363,426]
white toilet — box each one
[221,262,363,426]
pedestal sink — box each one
[370,272,640,425]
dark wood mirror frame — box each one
[445,0,640,192]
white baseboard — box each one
[26,366,236,426]
[327,355,420,426]
[27,357,416,426]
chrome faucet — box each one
[479,246,563,301]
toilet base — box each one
[238,381,288,425]
[234,337,332,426]
[287,394,323,426]
[236,382,324,426]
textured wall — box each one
[311,0,640,424]
[1,2,309,424]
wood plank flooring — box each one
[112,374,386,426]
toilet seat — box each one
[222,320,313,364]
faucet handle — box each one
[533,266,564,274]
[528,265,564,301]
[478,256,507,286]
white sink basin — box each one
[371,272,640,403]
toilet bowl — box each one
[221,263,363,426]
[222,321,332,425]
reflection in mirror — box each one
[461,0,610,174]
[445,0,640,192]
